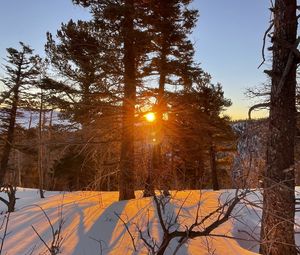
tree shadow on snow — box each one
[72,200,128,255]
[231,206,261,253]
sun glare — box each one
[145,112,156,122]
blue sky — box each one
[0,0,90,56]
[0,0,273,119]
[192,0,271,119]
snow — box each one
[1,188,298,254]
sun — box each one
[144,112,156,122]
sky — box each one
[0,0,273,120]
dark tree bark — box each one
[0,67,21,184]
[157,44,170,196]
[143,144,155,197]
[0,185,16,212]
[210,145,219,190]
[38,90,45,199]
[119,0,136,200]
[151,0,170,196]
[260,1,298,254]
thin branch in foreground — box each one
[31,225,51,252]
[114,212,137,252]
[258,21,274,69]
[137,190,250,255]
[31,205,64,255]
[0,213,10,255]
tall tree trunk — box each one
[0,86,20,184]
[144,51,166,196]
[260,1,297,254]
[0,49,25,185]
[157,47,169,196]
[210,145,219,190]
[45,109,53,189]
[143,144,155,197]
[17,150,22,187]
[38,90,45,198]
[119,0,136,200]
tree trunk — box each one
[0,49,25,185]
[0,86,19,184]
[210,145,219,190]
[156,12,169,196]
[119,0,136,200]
[7,185,16,213]
[143,144,155,197]
[38,90,45,199]
[17,151,22,187]
[156,234,172,255]
[260,1,297,254]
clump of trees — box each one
[0,0,298,254]
[0,0,234,199]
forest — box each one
[0,0,298,254]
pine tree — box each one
[72,0,151,200]
[142,0,199,195]
[0,42,41,184]
[167,78,232,189]
[45,19,118,127]
[45,19,125,193]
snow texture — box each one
[0,188,285,255]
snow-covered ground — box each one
[0,188,299,255]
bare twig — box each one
[0,213,10,255]
[248,102,270,119]
[114,212,137,252]
[258,21,274,69]
[31,205,64,255]
[146,191,249,255]
[31,225,51,252]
